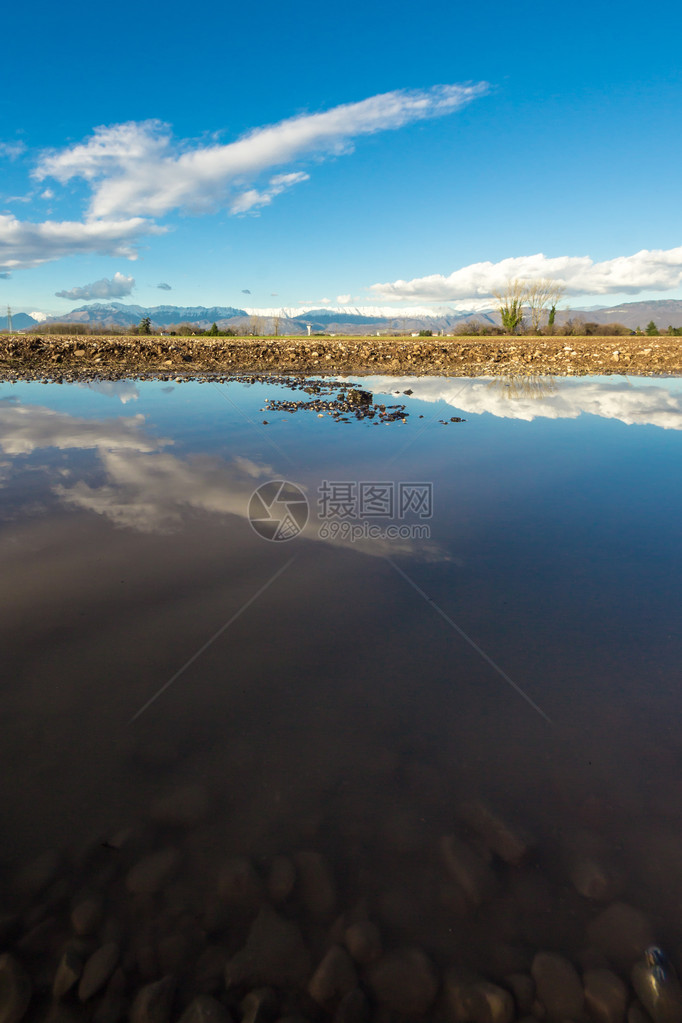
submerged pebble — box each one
[78,942,120,1002]
[584,968,628,1023]
[224,908,311,989]
[586,903,654,970]
[444,973,515,1023]
[178,995,232,1023]
[367,947,439,1016]
[0,954,32,1023]
[531,951,584,1021]
[632,948,682,1023]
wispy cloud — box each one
[0,405,161,456]
[55,271,135,300]
[35,84,488,220]
[2,84,487,272]
[0,141,27,161]
[370,247,682,301]
[157,281,171,290]
[230,171,310,214]
[0,214,162,271]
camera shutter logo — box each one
[248,480,309,541]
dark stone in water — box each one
[366,947,439,1016]
[125,849,181,896]
[333,988,370,1023]
[584,968,628,1023]
[240,988,278,1023]
[267,856,296,904]
[439,834,497,906]
[218,857,264,910]
[71,898,104,937]
[293,851,336,918]
[443,972,515,1023]
[307,946,357,1006]
[343,921,382,966]
[0,954,32,1023]
[130,975,176,1023]
[178,995,233,1023]
[78,943,120,1002]
[531,951,584,1021]
[224,908,311,990]
[632,948,682,1023]
[586,903,654,970]
[53,945,84,1000]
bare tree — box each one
[525,279,565,332]
[488,374,558,401]
[546,282,565,330]
[493,279,528,334]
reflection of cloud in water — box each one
[57,451,261,532]
[79,380,140,404]
[366,375,682,430]
[1,401,442,559]
[0,404,165,455]
[57,450,443,558]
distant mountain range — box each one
[5,298,682,333]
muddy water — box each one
[1,373,681,1019]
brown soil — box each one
[1,333,680,381]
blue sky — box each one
[2,0,681,317]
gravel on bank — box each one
[1,334,681,381]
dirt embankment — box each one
[1,333,680,380]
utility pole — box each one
[6,305,12,334]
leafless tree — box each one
[525,279,566,332]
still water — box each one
[1,373,681,1018]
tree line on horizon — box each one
[19,281,682,340]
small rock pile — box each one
[263,385,409,425]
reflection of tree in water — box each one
[487,374,558,401]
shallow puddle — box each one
[1,372,681,1020]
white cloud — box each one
[29,310,47,322]
[77,381,140,404]
[336,294,351,304]
[0,405,163,456]
[33,84,488,221]
[1,84,486,273]
[230,171,310,214]
[0,141,27,161]
[370,247,682,302]
[55,271,135,300]
[0,214,162,271]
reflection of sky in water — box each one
[364,374,682,429]
[1,376,681,548]
[0,374,681,963]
